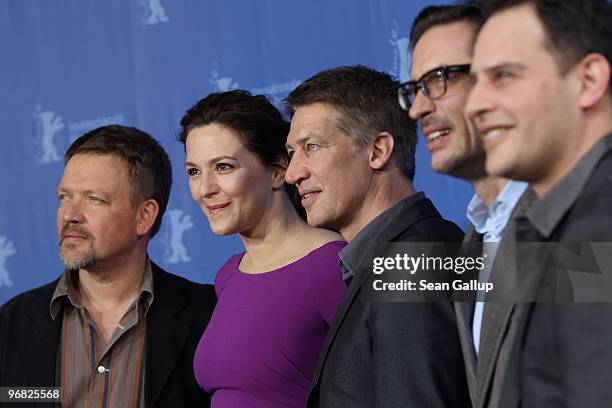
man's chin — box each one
[60,253,95,271]
[431,156,459,176]
[305,212,328,229]
[432,153,487,181]
[484,152,515,179]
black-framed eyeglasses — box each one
[397,64,471,111]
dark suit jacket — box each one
[0,263,216,408]
[479,142,612,408]
[495,148,612,408]
[308,197,471,408]
[454,224,481,406]
[455,198,530,408]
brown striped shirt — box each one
[50,262,154,408]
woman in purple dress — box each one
[178,90,347,407]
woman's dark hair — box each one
[179,90,305,219]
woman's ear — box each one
[271,155,289,189]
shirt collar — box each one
[50,258,155,320]
[339,191,426,277]
[525,132,612,239]
[466,180,528,235]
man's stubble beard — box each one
[60,241,96,271]
[442,149,488,181]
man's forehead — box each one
[289,104,337,135]
[471,4,546,71]
[411,21,475,78]
[66,151,126,166]
[61,153,129,186]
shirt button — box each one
[97,366,106,373]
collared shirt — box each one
[339,191,426,284]
[468,180,528,354]
[520,133,612,240]
[467,180,528,243]
[50,261,154,408]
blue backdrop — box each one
[0,0,473,305]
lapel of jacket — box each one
[454,301,478,404]
[475,234,517,407]
[145,264,191,408]
[476,192,534,408]
[309,197,440,395]
[454,225,481,404]
[17,281,61,386]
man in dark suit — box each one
[404,4,527,406]
[0,125,216,407]
[284,65,470,407]
[466,0,612,406]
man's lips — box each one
[206,202,230,214]
[477,125,512,148]
[423,126,453,152]
[60,232,89,245]
[59,224,91,244]
[299,190,321,206]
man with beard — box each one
[403,4,527,405]
[0,125,215,407]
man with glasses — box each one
[402,4,527,406]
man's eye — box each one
[494,71,512,83]
[187,167,200,177]
[306,143,319,151]
[287,150,294,158]
[58,194,69,201]
[88,195,101,202]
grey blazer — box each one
[455,193,532,408]
[494,150,612,408]
[308,197,470,408]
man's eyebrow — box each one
[481,62,527,74]
[286,133,318,149]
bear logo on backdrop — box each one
[249,79,302,112]
[33,105,126,166]
[210,65,240,92]
[208,63,301,113]
[0,236,16,288]
[388,20,411,83]
[140,0,168,26]
[34,106,64,164]
[163,209,193,264]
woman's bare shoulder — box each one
[298,227,345,250]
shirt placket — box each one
[83,302,140,408]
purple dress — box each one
[193,241,347,407]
